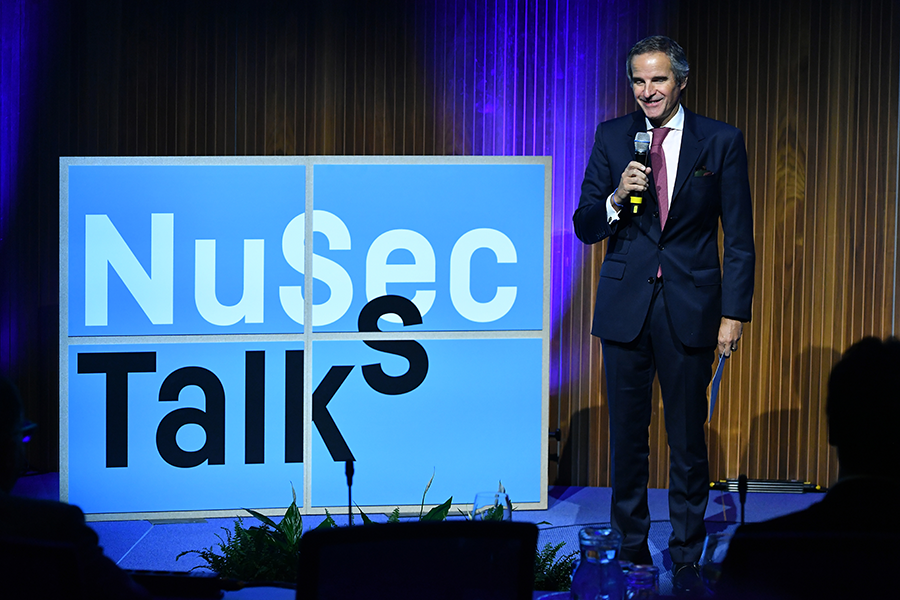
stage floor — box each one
[13,473,825,597]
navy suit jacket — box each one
[573,108,755,347]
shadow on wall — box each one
[549,219,610,487]
[556,380,668,489]
[555,407,596,488]
[739,345,840,486]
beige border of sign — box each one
[60,156,551,521]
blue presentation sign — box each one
[311,164,545,332]
[61,157,549,519]
[68,341,305,513]
[67,165,308,336]
[308,338,544,508]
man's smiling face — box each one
[630,51,687,127]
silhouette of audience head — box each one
[0,374,28,493]
[826,336,900,481]
[717,338,900,600]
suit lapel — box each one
[672,109,704,203]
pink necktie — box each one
[651,127,670,277]
[651,127,671,229]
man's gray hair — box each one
[626,36,690,85]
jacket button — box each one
[653,211,659,218]
[658,244,665,251]
[648,277,655,284]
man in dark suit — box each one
[573,36,755,594]
[716,337,900,600]
[0,374,150,599]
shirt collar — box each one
[644,104,685,132]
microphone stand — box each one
[738,474,748,525]
[346,461,355,526]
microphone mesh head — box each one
[634,132,651,153]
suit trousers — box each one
[600,278,714,564]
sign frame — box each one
[60,155,551,521]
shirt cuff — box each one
[607,192,622,224]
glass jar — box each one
[625,564,659,599]
[570,527,625,600]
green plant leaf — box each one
[315,510,337,529]
[178,478,497,585]
[177,512,304,583]
[278,486,303,546]
[482,503,507,521]
[356,505,375,525]
[244,508,280,531]
[247,525,291,555]
[421,496,452,521]
[533,541,577,592]
[418,470,436,519]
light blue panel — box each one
[309,338,543,507]
[311,164,545,332]
[68,341,304,514]
[68,165,306,336]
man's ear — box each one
[679,76,688,91]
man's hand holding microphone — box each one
[613,132,652,215]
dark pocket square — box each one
[694,166,715,177]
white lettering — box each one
[366,229,436,323]
[84,213,174,326]
[195,239,265,326]
[279,211,353,326]
[449,228,517,323]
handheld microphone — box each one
[630,132,651,215]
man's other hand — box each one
[718,317,743,357]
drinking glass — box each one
[471,491,512,521]
[699,531,733,595]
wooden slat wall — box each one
[666,0,900,488]
[564,0,900,489]
[2,0,897,486]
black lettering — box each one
[358,295,429,395]
[284,350,304,463]
[156,367,226,468]
[77,352,156,468]
[284,350,352,463]
[244,351,265,464]
[313,365,355,461]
